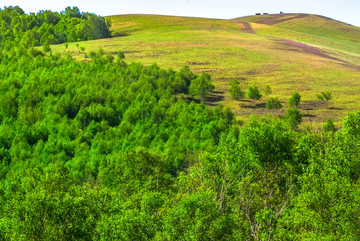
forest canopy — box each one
[0,6,110,48]
[1,5,360,240]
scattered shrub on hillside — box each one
[289,92,301,108]
[246,84,262,106]
[323,118,336,132]
[229,79,244,100]
[266,97,283,112]
[189,73,215,100]
[284,107,303,129]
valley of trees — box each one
[1,6,360,240]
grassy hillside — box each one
[238,14,360,62]
[50,13,360,127]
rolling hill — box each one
[50,13,360,127]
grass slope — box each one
[50,13,360,127]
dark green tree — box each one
[246,84,262,106]
[289,92,301,108]
[189,73,215,100]
[284,108,302,129]
[266,97,283,113]
[317,91,332,108]
[323,118,336,132]
[264,85,272,99]
[229,78,244,100]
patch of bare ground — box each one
[231,20,256,34]
[299,100,328,110]
[276,38,347,63]
[256,14,307,25]
[187,62,210,66]
[204,92,225,106]
[240,102,267,109]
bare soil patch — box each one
[231,20,256,34]
[187,62,210,66]
[256,14,307,25]
[277,39,347,63]
[300,100,327,110]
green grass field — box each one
[50,13,360,127]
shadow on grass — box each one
[329,106,344,110]
[204,93,225,106]
[303,113,316,118]
[241,102,266,109]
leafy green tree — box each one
[189,73,215,100]
[289,92,301,108]
[116,50,125,59]
[284,108,302,129]
[323,118,336,132]
[229,78,244,100]
[266,97,282,112]
[317,91,332,108]
[317,90,331,101]
[246,84,262,106]
[264,85,272,99]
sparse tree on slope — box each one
[229,79,244,100]
[289,92,301,108]
[189,73,215,100]
[246,84,262,106]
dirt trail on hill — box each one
[256,14,307,25]
[277,38,347,63]
[231,20,255,34]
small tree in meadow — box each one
[323,118,336,132]
[189,73,215,100]
[229,79,244,100]
[246,84,262,106]
[284,108,302,129]
[317,91,332,108]
[289,92,301,108]
[266,97,282,114]
[264,85,272,99]
[317,91,332,102]
[117,51,125,59]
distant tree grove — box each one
[0,6,110,48]
[1,6,360,241]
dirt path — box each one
[231,20,255,34]
[277,38,347,63]
[256,14,307,25]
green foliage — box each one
[1,8,360,239]
[0,6,110,48]
[264,85,272,97]
[317,90,332,101]
[289,92,301,108]
[116,50,125,59]
[284,107,303,129]
[266,97,283,111]
[323,118,336,132]
[246,84,262,106]
[189,72,215,100]
[229,78,244,100]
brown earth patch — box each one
[299,100,327,110]
[256,14,307,25]
[276,38,347,63]
[231,20,256,34]
[187,62,210,66]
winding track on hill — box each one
[232,16,347,63]
[255,14,307,25]
[231,20,256,34]
[277,38,348,63]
